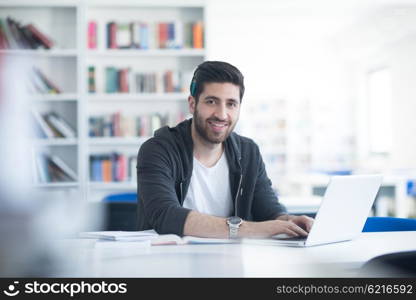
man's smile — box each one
[207,120,229,133]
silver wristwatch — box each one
[226,216,243,239]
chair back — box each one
[362,217,416,232]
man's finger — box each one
[306,220,314,232]
[283,228,299,237]
[297,216,314,232]
[289,223,308,236]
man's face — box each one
[189,82,241,144]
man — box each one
[137,61,313,239]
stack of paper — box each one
[79,230,238,246]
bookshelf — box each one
[88,137,149,146]
[0,49,78,57]
[33,93,79,102]
[0,1,82,194]
[84,0,205,201]
[33,138,79,146]
[87,49,205,57]
[88,92,188,102]
[0,0,206,202]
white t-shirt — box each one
[182,152,233,217]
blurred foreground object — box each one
[360,251,416,277]
[0,54,83,276]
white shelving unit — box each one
[88,93,188,102]
[87,49,205,57]
[0,49,78,56]
[33,138,79,146]
[84,0,205,201]
[0,1,82,197]
[0,0,206,202]
[32,93,79,102]
[88,137,149,145]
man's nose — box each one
[214,103,227,120]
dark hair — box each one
[190,61,245,103]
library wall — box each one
[205,0,355,190]
[336,7,416,171]
[352,35,416,171]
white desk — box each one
[60,232,416,277]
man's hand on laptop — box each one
[277,214,314,233]
[241,218,309,238]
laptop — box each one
[266,175,382,247]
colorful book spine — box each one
[167,22,175,48]
[88,66,96,93]
[140,23,149,49]
[158,22,168,49]
[97,20,203,50]
[108,22,117,49]
[131,22,140,48]
[90,154,136,183]
[174,21,183,49]
[31,67,62,94]
[0,19,10,49]
[91,157,102,182]
[116,23,131,48]
[26,23,54,49]
[193,21,203,49]
[45,112,76,138]
[105,67,118,93]
[102,159,112,182]
[34,153,76,183]
[0,17,55,50]
[118,68,130,93]
[88,21,97,49]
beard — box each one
[193,107,237,144]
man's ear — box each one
[188,95,196,115]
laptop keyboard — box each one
[274,236,307,241]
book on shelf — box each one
[116,23,130,49]
[87,21,97,49]
[79,230,237,246]
[49,155,77,181]
[102,159,112,182]
[129,22,151,49]
[89,112,175,138]
[107,22,117,49]
[33,152,77,183]
[105,67,118,93]
[31,109,76,139]
[102,20,203,50]
[89,153,136,183]
[28,67,61,94]
[35,152,51,183]
[0,19,10,49]
[88,66,96,93]
[31,108,55,138]
[158,22,168,49]
[0,17,54,50]
[26,24,54,49]
[118,68,130,93]
[96,66,192,94]
[44,112,76,138]
[192,21,204,49]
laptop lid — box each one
[303,174,382,247]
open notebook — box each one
[79,230,238,246]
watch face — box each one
[228,216,242,225]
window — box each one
[367,68,393,154]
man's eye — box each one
[206,100,215,104]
